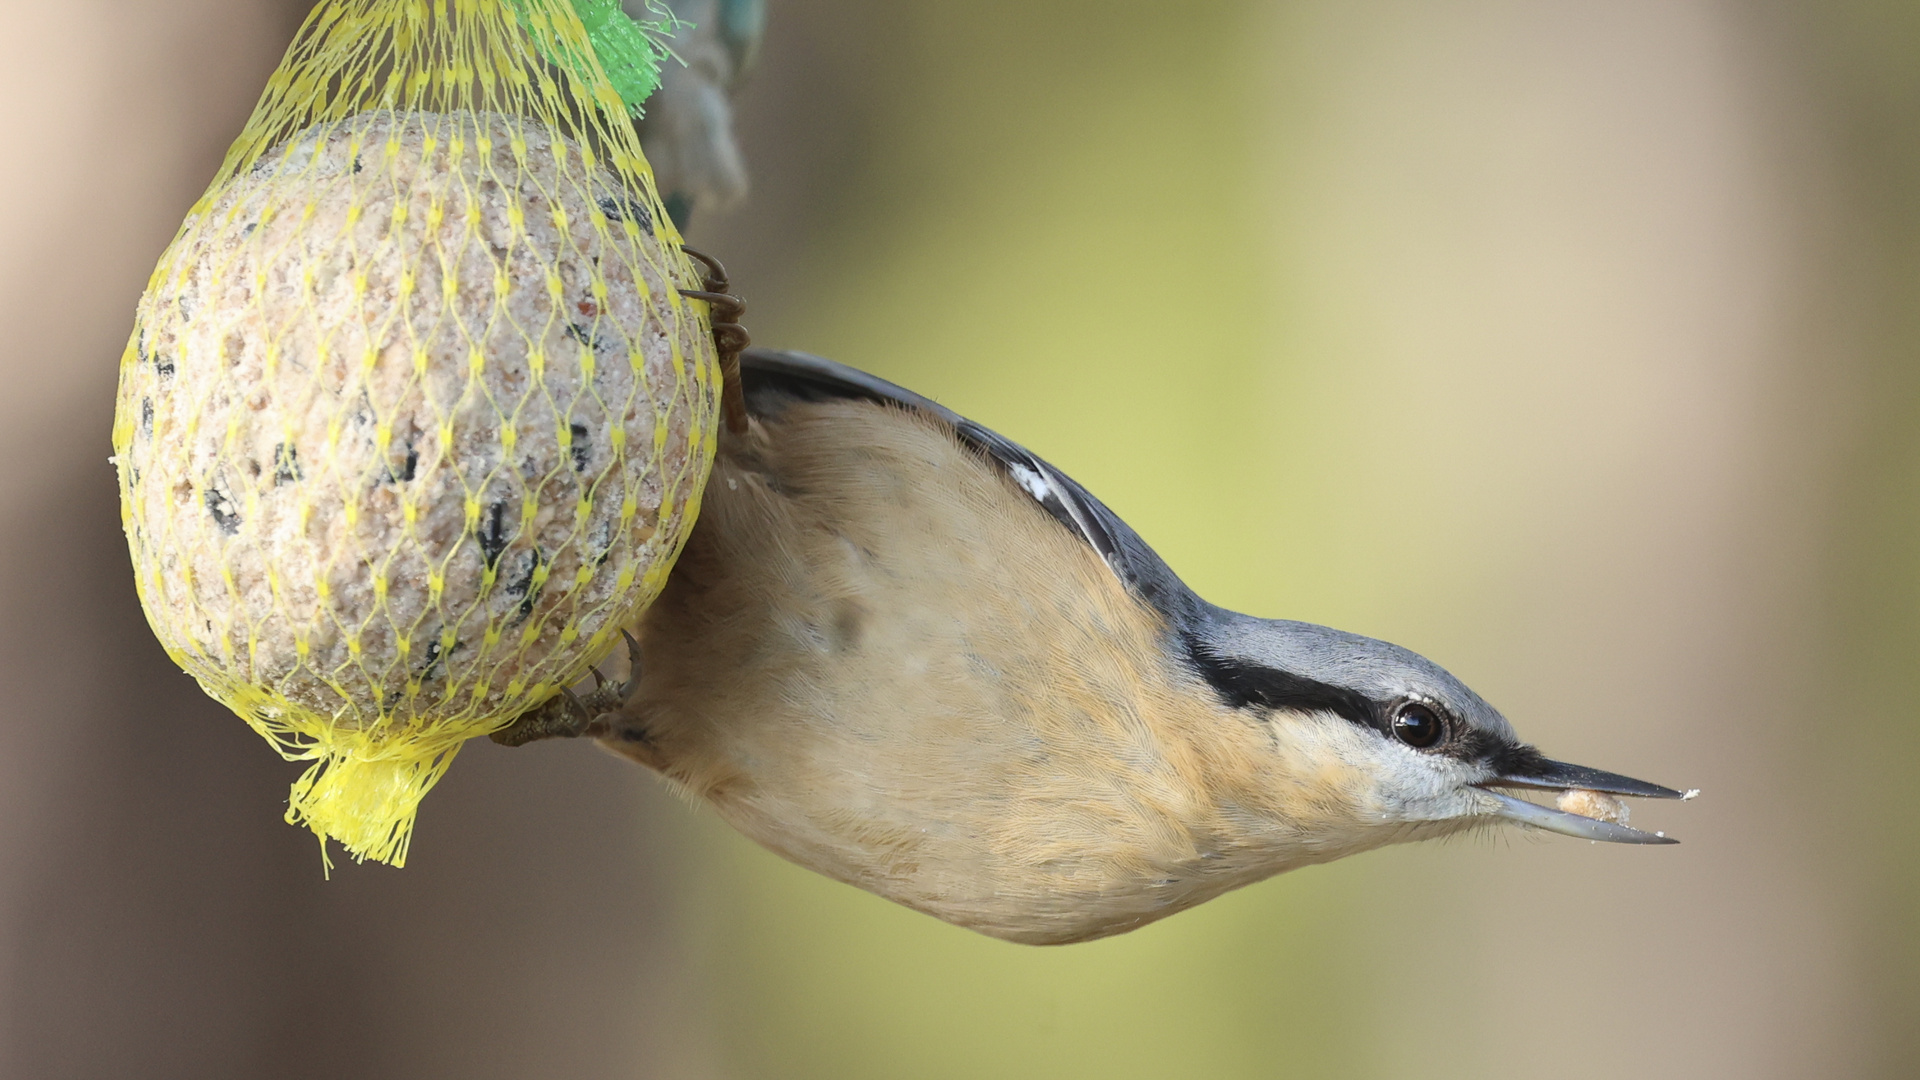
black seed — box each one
[564,322,602,352]
[588,518,614,565]
[383,439,417,484]
[417,635,459,684]
[144,324,173,379]
[204,486,240,534]
[352,155,364,174]
[477,500,509,568]
[140,398,153,436]
[595,195,653,235]
[153,331,175,378]
[241,221,258,238]
[504,548,547,625]
[569,423,590,472]
[502,550,538,597]
[273,443,301,484]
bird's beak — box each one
[1475,755,1696,845]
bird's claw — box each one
[616,629,642,700]
[491,686,602,747]
[678,246,750,435]
[490,630,644,747]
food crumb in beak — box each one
[1556,788,1629,825]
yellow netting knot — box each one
[287,736,465,868]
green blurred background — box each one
[0,1,1915,1077]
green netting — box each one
[110,0,722,866]
[514,0,687,117]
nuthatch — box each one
[498,347,1693,945]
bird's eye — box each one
[1392,702,1446,749]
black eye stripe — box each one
[1183,637,1498,751]
[1181,636,1497,758]
[1183,634,1379,727]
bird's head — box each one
[1186,609,1691,853]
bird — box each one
[629,0,765,228]
[496,346,1692,945]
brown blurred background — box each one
[1,1,1916,1077]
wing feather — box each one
[738,348,1200,624]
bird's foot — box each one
[678,246,750,435]
[491,630,642,747]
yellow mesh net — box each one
[110,0,721,866]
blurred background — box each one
[1,0,1915,1076]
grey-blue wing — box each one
[737,348,1202,625]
